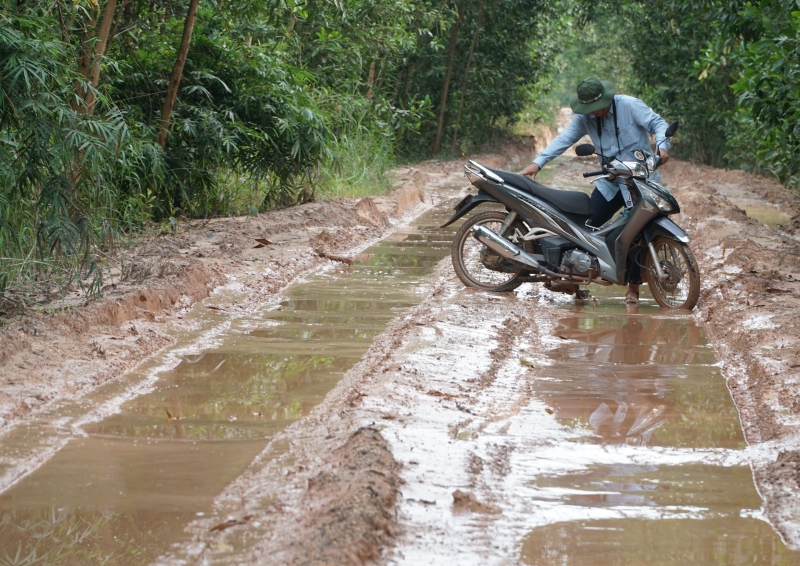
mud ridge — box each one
[290,427,400,565]
[659,161,800,545]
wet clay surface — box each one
[3,114,800,565]
[0,135,540,436]
[0,178,469,562]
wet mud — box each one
[2,118,800,564]
[0,137,545,564]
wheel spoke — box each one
[651,241,692,307]
[456,216,521,290]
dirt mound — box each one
[288,428,400,565]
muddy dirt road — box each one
[3,126,800,564]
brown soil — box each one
[658,160,800,544]
[6,119,800,561]
[180,154,800,563]
[0,134,547,565]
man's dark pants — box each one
[589,188,643,285]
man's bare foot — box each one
[625,284,640,304]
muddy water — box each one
[519,289,797,565]
[0,202,460,564]
[740,204,791,229]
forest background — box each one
[1,0,798,305]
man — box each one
[520,77,671,304]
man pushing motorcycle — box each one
[520,77,671,305]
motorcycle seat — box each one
[486,167,593,217]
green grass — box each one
[316,129,397,200]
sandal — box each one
[624,291,640,305]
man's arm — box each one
[630,97,671,155]
[520,116,587,178]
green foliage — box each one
[568,0,800,191]
[722,2,800,189]
[0,0,568,306]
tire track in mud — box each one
[154,257,557,565]
[659,161,800,546]
[150,149,800,564]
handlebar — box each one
[583,170,605,178]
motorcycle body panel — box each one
[475,178,625,283]
[643,216,690,244]
[440,191,499,228]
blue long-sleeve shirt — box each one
[532,95,671,203]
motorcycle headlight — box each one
[622,161,650,178]
[641,185,672,212]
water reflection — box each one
[0,198,463,564]
[542,305,743,449]
[0,507,184,566]
[521,296,792,562]
[521,517,798,566]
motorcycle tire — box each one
[643,236,700,310]
[452,210,527,292]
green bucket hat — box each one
[570,77,616,114]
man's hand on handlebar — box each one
[658,149,670,166]
[521,162,540,179]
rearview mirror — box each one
[575,144,595,157]
[665,120,679,138]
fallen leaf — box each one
[165,409,173,420]
[545,408,554,415]
[253,243,266,249]
[254,238,273,246]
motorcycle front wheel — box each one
[452,210,526,292]
[643,236,700,310]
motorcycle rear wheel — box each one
[643,236,700,310]
[452,210,527,292]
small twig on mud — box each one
[314,249,354,265]
[209,515,253,532]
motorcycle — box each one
[441,121,700,310]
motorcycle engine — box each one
[560,250,593,275]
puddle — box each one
[519,290,797,564]
[521,517,795,565]
[740,204,791,229]
[0,197,463,564]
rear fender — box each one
[439,191,500,228]
[643,217,691,244]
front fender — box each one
[439,191,499,228]
[643,217,691,244]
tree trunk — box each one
[403,61,416,106]
[431,1,464,157]
[451,0,484,151]
[84,0,118,115]
[158,0,201,148]
[73,11,98,112]
[366,59,376,101]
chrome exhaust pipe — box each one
[471,225,542,271]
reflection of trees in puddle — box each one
[250,325,377,341]
[521,517,794,565]
[281,298,415,312]
[86,354,341,440]
[546,313,744,448]
[0,507,179,565]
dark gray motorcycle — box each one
[442,121,700,310]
